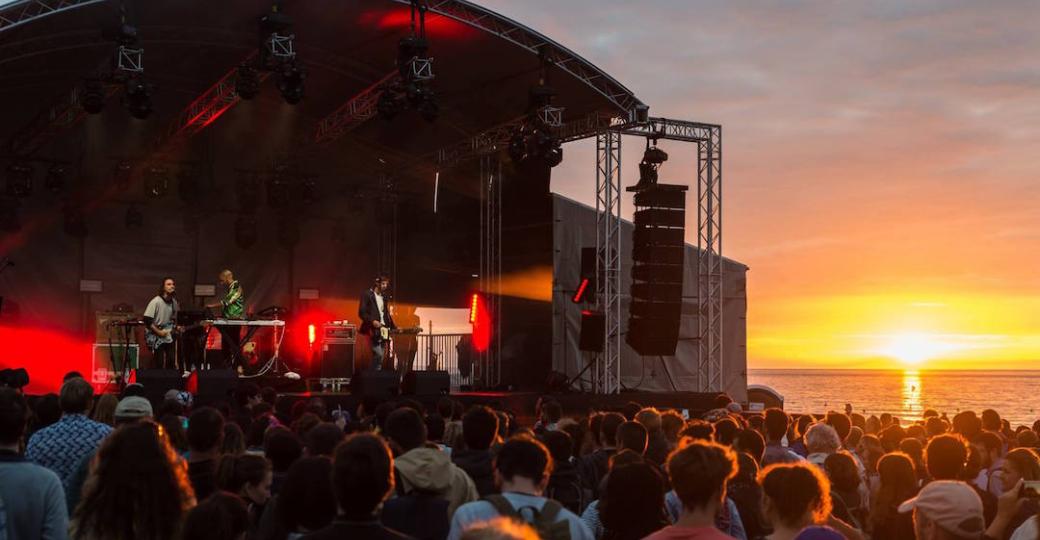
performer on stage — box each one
[206,269,246,368]
[144,277,179,370]
[359,275,396,370]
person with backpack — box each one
[543,430,586,514]
[448,436,594,540]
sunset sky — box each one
[481,0,1040,370]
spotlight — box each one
[124,205,144,229]
[277,63,305,105]
[235,64,260,100]
[636,139,668,188]
[543,142,563,168]
[62,204,88,239]
[123,77,152,119]
[44,165,66,194]
[5,163,32,198]
[377,87,404,120]
[417,88,438,123]
[144,167,169,198]
[79,78,107,114]
[114,161,132,190]
[508,129,528,164]
[234,214,258,249]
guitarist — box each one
[144,277,179,370]
[359,275,396,371]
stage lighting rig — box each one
[235,65,261,100]
[123,76,153,120]
[379,1,438,122]
[260,9,296,66]
[144,166,169,198]
[635,137,668,188]
[113,23,143,74]
[277,63,305,105]
[5,163,32,198]
[79,78,107,114]
[44,165,66,194]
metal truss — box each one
[477,153,502,389]
[594,131,622,394]
[6,81,117,156]
[116,45,143,73]
[152,52,271,153]
[313,71,398,144]
[389,0,644,114]
[0,0,105,35]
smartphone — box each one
[181,417,189,430]
[681,408,690,420]
[1023,481,1040,498]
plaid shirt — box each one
[26,414,112,490]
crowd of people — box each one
[2,372,1040,540]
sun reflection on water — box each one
[902,370,922,416]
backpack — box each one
[484,495,571,540]
[383,468,450,540]
[547,471,586,514]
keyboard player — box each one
[205,269,246,369]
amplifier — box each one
[91,344,139,384]
[322,322,356,343]
[321,341,355,378]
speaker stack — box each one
[626,183,688,356]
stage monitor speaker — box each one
[402,371,450,395]
[135,369,182,405]
[579,311,605,352]
[627,183,688,357]
[321,342,355,378]
[351,369,400,399]
[190,369,238,405]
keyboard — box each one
[203,319,286,327]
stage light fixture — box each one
[277,63,305,105]
[508,129,528,164]
[636,138,668,188]
[377,87,404,121]
[144,167,169,198]
[234,214,258,249]
[79,78,107,114]
[417,90,438,123]
[300,178,317,206]
[44,165,66,194]
[124,205,143,229]
[5,163,32,198]
[266,175,291,209]
[235,64,260,100]
[123,77,152,120]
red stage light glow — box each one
[308,324,316,346]
[572,278,590,303]
[469,293,491,353]
[469,293,479,323]
[0,324,94,395]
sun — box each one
[879,333,950,367]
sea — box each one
[747,369,1040,428]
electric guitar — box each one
[145,321,176,352]
[378,326,423,343]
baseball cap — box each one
[114,396,153,420]
[898,480,984,537]
[164,389,194,407]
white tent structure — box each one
[552,194,749,401]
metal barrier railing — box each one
[413,333,472,390]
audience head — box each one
[617,421,649,455]
[384,407,427,453]
[900,480,984,540]
[264,426,303,472]
[426,413,446,442]
[634,407,663,434]
[0,387,28,446]
[495,436,553,489]
[764,408,790,442]
[823,451,861,493]
[1001,447,1040,493]
[73,421,194,540]
[661,410,684,443]
[733,451,760,484]
[464,405,500,451]
[181,492,249,540]
[333,433,395,520]
[459,517,540,540]
[845,426,863,449]
[713,417,740,446]
[925,434,968,480]
[599,412,625,448]
[306,422,345,457]
[735,429,766,463]
[1017,429,1039,448]
[113,396,153,425]
[158,414,189,453]
[278,456,336,533]
[234,382,261,409]
[805,422,842,455]
[876,452,918,505]
[541,429,574,464]
[600,461,668,539]
[680,420,715,442]
[187,406,225,453]
[540,400,563,426]
[216,453,273,506]
[972,431,1002,464]
[952,411,981,441]
[221,422,246,455]
[825,412,851,444]
[60,376,94,415]
[879,424,907,452]
[32,393,62,430]
[981,409,1001,432]
[623,401,643,421]
[759,462,832,532]
[667,440,738,513]
[91,393,119,426]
